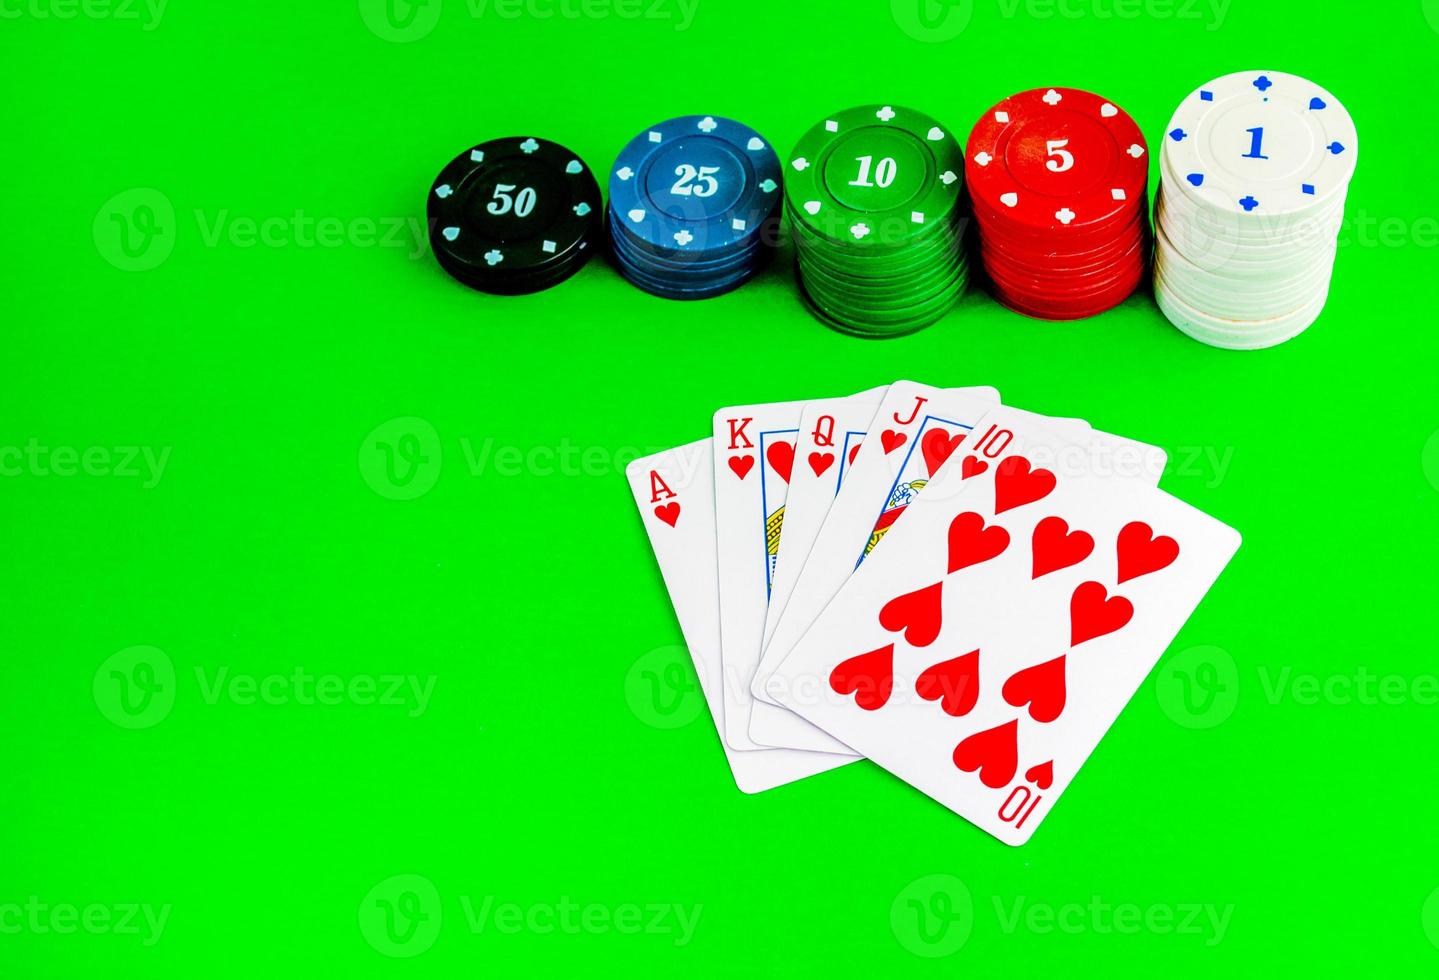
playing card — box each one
[763,407,1241,842]
[626,440,853,792]
[761,387,888,652]
[747,381,1002,751]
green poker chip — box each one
[784,104,968,335]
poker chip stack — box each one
[785,105,968,338]
[606,115,782,300]
[1153,70,1358,349]
[426,137,601,295]
[965,88,1150,320]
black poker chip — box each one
[427,137,601,295]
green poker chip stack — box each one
[785,104,969,337]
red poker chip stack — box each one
[965,88,1150,320]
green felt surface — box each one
[4,0,1439,973]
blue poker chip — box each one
[604,209,769,300]
[608,115,782,260]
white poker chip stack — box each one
[1153,70,1358,350]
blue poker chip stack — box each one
[606,115,782,299]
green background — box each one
[4,0,1438,974]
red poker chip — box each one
[965,87,1150,321]
[965,87,1148,234]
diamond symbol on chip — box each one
[565,160,582,175]
[1110,188,1126,201]
[435,183,453,199]
[910,211,925,224]
[628,208,646,223]
[1042,89,1062,106]
[616,166,635,181]
[647,131,663,144]
[759,179,777,193]
[484,249,503,265]
[791,157,810,172]
[698,117,718,134]
[442,226,460,241]
[803,200,821,215]
[731,218,747,231]
[973,151,993,167]
[939,170,957,185]
[673,229,694,246]
[995,110,1010,123]
[1127,144,1145,158]
[849,222,871,240]
[746,137,764,151]
[542,240,557,253]
[999,192,1018,207]
[573,202,591,217]
[1055,208,1075,225]
[876,106,896,122]
[519,138,539,154]
[469,149,484,163]
[825,120,839,133]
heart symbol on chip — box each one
[1116,521,1179,583]
[880,429,906,454]
[993,456,1056,514]
[1100,102,1118,117]
[1309,97,1326,110]
[921,428,964,476]
[746,137,764,150]
[808,451,834,477]
[565,160,582,174]
[627,208,646,223]
[1002,655,1067,723]
[1070,581,1133,647]
[947,512,1009,573]
[916,649,980,718]
[953,719,1019,789]
[442,226,460,241]
[1025,760,1054,790]
[926,126,944,140]
[727,456,754,480]
[803,200,821,215]
[1186,173,1204,187]
[878,581,944,647]
[1031,516,1094,578]
[766,441,795,483]
[829,644,894,711]
[1000,192,1019,207]
[653,502,680,527]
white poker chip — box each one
[1161,70,1357,217]
[1152,70,1357,350]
